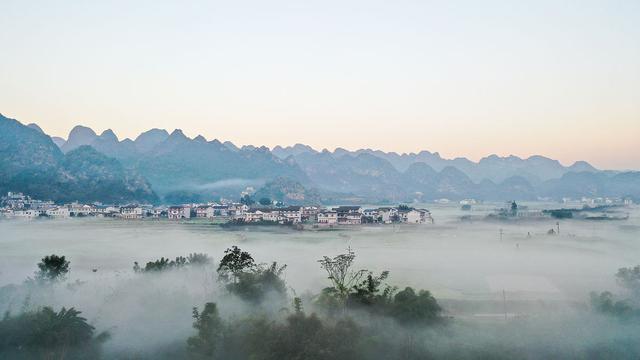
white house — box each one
[399,208,433,224]
[301,206,321,221]
[168,206,191,220]
[243,209,264,222]
[212,205,230,217]
[121,205,144,219]
[262,210,283,222]
[335,206,362,225]
[46,207,71,218]
[12,209,41,219]
[68,203,94,217]
[317,211,337,225]
[196,205,214,218]
[279,206,302,223]
[378,207,398,224]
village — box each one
[0,192,434,226]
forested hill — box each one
[3,113,639,204]
[0,114,157,204]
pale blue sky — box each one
[1,0,638,169]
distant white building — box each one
[399,209,429,224]
[378,207,398,224]
[262,210,282,222]
[46,207,70,218]
[12,209,41,219]
[362,209,380,222]
[243,209,264,222]
[279,206,302,223]
[334,206,362,225]
[317,211,337,225]
[212,205,230,217]
[68,203,94,217]
[195,205,214,218]
[168,206,191,220]
[301,206,321,221]
[121,205,144,219]
[94,205,120,217]
[149,207,165,218]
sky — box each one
[1,0,638,170]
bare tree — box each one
[318,248,367,306]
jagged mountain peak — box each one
[568,160,598,172]
[99,129,118,142]
[134,128,170,154]
[135,128,169,140]
[27,123,44,133]
[61,125,98,153]
[223,140,239,151]
[51,136,66,148]
[169,129,188,138]
[68,125,97,138]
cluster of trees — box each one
[1,255,109,359]
[316,249,442,326]
[1,248,446,359]
[133,253,212,272]
[5,250,640,359]
[187,300,363,360]
[183,247,445,359]
[591,265,640,318]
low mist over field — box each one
[2,203,640,359]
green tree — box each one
[616,265,640,298]
[590,291,636,318]
[244,313,362,360]
[348,271,395,309]
[318,249,367,308]
[187,303,223,358]
[240,194,255,206]
[217,246,255,283]
[133,256,187,273]
[0,306,109,359]
[35,255,70,283]
[225,262,287,303]
[259,197,272,206]
[389,287,442,326]
[510,201,518,216]
[188,253,213,266]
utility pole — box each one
[503,289,507,321]
[556,222,560,235]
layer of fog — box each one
[1,202,639,357]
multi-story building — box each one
[121,205,144,219]
[195,205,214,218]
[243,209,265,222]
[317,211,337,225]
[301,206,321,221]
[46,207,71,218]
[168,206,191,220]
[279,206,302,223]
[335,206,362,225]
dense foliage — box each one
[591,264,640,318]
[34,255,70,283]
[0,114,157,203]
[133,253,212,272]
[0,307,109,359]
[7,247,640,359]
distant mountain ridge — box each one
[0,114,157,204]
[271,145,599,184]
[4,114,639,204]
